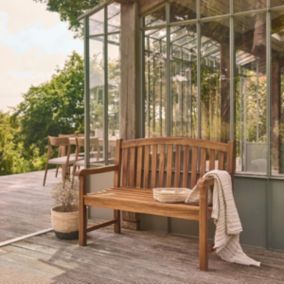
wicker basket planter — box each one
[51,206,79,240]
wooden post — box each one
[120,1,140,230]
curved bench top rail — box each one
[121,137,233,152]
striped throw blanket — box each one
[185,170,260,267]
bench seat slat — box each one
[84,188,210,221]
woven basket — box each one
[51,206,79,239]
[153,187,191,203]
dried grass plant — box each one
[52,179,79,212]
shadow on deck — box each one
[1,228,284,283]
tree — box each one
[14,52,84,158]
[35,0,100,32]
[0,112,32,174]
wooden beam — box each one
[139,0,165,15]
[120,1,141,229]
[120,1,140,140]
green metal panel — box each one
[139,176,270,248]
[270,180,284,250]
[140,215,168,233]
[233,177,267,247]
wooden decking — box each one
[1,170,284,283]
[1,228,284,283]
[0,170,57,242]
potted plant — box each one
[51,179,79,240]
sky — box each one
[0,0,83,112]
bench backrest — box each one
[114,137,234,189]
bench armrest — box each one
[79,164,119,177]
[197,175,215,188]
[197,176,214,216]
[79,165,119,197]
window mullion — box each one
[104,7,109,164]
[229,0,235,142]
[166,2,171,136]
[266,0,271,177]
[84,16,91,168]
[197,0,201,139]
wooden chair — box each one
[53,134,78,178]
[43,136,77,186]
[78,137,234,271]
[72,137,102,184]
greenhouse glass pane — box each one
[144,6,166,27]
[170,25,198,137]
[271,0,284,7]
[90,36,105,162]
[235,13,267,174]
[200,0,229,17]
[89,9,104,36]
[144,28,167,137]
[271,9,284,175]
[234,0,266,13]
[200,18,230,142]
[108,33,120,161]
[108,3,121,33]
[170,0,196,22]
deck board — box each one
[0,228,284,283]
[0,170,58,242]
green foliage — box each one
[15,52,84,154]
[0,52,84,175]
[35,0,100,32]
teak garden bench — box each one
[78,137,234,271]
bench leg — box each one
[199,192,208,270]
[114,210,121,234]
[199,218,208,270]
[79,202,87,246]
[199,180,209,271]
[79,175,87,246]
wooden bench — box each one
[78,137,234,271]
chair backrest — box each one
[114,137,234,189]
[75,137,100,160]
[47,136,71,158]
[49,136,70,146]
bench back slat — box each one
[182,146,190,188]
[116,137,233,189]
[190,147,198,188]
[136,146,143,187]
[166,145,173,187]
[200,148,207,177]
[122,147,128,187]
[129,147,136,187]
[143,145,150,188]
[209,149,215,170]
[158,145,165,187]
[174,145,181,187]
[151,145,158,187]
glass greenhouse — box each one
[80,0,284,250]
